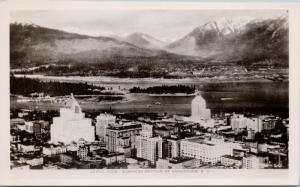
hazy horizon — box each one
[11,9,287,42]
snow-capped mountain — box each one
[167,18,248,57]
[167,16,288,63]
[10,16,288,69]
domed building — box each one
[191,95,211,121]
[50,94,95,144]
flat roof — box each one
[222,155,243,161]
[169,157,194,164]
[107,124,141,131]
[103,153,124,158]
[184,137,215,146]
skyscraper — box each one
[50,94,95,144]
[137,124,163,165]
[191,95,211,121]
[143,137,163,165]
[106,123,141,154]
[96,113,116,142]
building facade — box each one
[136,124,164,164]
[106,123,141,154]
[242,154,260,169]
[42,145,67,156]
[50,94,95,144]
[180,136,241,164]
[166,138,181,158]
[96,113,116,142]
[191,95,211,121]
[221,155,243,167]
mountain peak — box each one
[193,17,248,36]
[125,32,165,49]
[167,16,288,63]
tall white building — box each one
[166,138,180,158]
[136,124,163,164]
[106,123,141,154]
[141,124,153,138]
[142,136,163,165]
[96,113,116,142]
[246,118,262,133]
[191,95,211,121]
[50,94,95,144]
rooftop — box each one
[169,157,194,164]
[222,155,243,161]
[184,137,215,146]
[103,153,124,158]
[107,124,141,131]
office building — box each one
[77,138,89,161]
[96,113,116,142]
[42,145,67,156]
[156,158,201,169]
[106,123,141,154]
[50,94,95,144]
[180,136,241,164]
[24,122,34,133]
[242,154,260,169]
[191,95,211,121]
[142,136,163,165]
[166,138,181,158]
[221,155,243,167]
[136,124,163,164]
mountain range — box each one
[167,16,288,64]
[10,16,288,70]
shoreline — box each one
[12,74,288,85]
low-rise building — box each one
[17,143,36,153]
[10,118,25,129]
[17,124,26,131]
[247,129,255,140]
[25,157,44,167]
[77,146,89,161]
[260,116,279,130]
[42,145,67,156]
[24,122,34,133]
[242,154,259,169]
[60,154,75,164]
[221,155,243,168]
[10,162,30,170]
[199,119,215,128]
[102,153,125,165]
[156,158,201,169]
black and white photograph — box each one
[1,0,300,186]
[9,8,290,170]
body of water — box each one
[10,76,289,117]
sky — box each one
[10,10,287,42]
